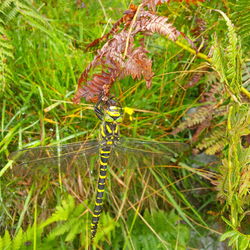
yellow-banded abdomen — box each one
[91,101,122,238]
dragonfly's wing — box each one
[9,138,189,171]
[6,140,101,222]
[118,138,189,154]
[106,139,191,214]
[113,138,190,169]
[9,139,99,166]
[9,140,100,179]
[6,138,190,229]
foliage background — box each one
[0,0,249,249]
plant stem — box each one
[175,40,212,62]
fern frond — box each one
[139,12,181,40]
[11,229,23,250]
[196,126,227,154]
[0,0,13,13]
[40,195,76,228]
[1,230,11,249]
[44,196,87,242]
[0,0,67,94]
[212,105,227,118]
[212,10,242,100]
[231,0,250,46]
[16,1,58,41]
[46,218,77,241]
[5,7,18,22]
[212,37,226,83]
[242,60,250,90]
[0,196,90,249]
[173,70,228,145]
[74,6,187,103]
[1,0,51,93]
[174,106,213,133]
[0,0,18,23]
[239,164,250,197]
[65,220,83,242]
[0,13,13,91]
[204,139,226,155]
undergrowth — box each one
[0,0,249,249]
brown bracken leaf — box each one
[74,4,189,103]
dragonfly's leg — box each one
[94,105,103,121]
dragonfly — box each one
[10,99,190,239]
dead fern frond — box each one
[138,12,181,39]
[173,106,213,134]
[173,70,229,151]
[183,64,209,90]
[74,5,186,103]
[123,46,153,88]
[74,30,134,103]
[191,17,207,39]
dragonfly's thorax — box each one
[100,121,120,146]
[95,102,122,147]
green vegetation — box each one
[0,0,249,249]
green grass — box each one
[0,0,250,249]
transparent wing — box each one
[118,138,189,154]
[8,140,100,189]
[9,138,189,171]
[9,139,99,168]
[8,137,190,181]
[6,138,191,221]
[113,137,190,168]
[9,140,99,180]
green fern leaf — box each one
[40,195,75,228]
[242,60,250,90]
[11,229,23,250]
[0,0,15,92]
[5,7,18,23]
[0,0,62,93]
[121,209,189,249]
[45,198,86,242]
[93,213,116,244]
[65,219,82,242]
[0,40,13,50]
[232,0,250,46]
[0,0,13,11]
[205,140,225,155]
[46,218,76,241]
[0,235,3,250]
[2,230,11,250]
[213,10,242,100]
[196,126,227,154]
[212,37,227,84]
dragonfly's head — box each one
[95,98,123,123]
[104,105,123,123]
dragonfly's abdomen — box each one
[91,146,111,238]
[91,103,122,238]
